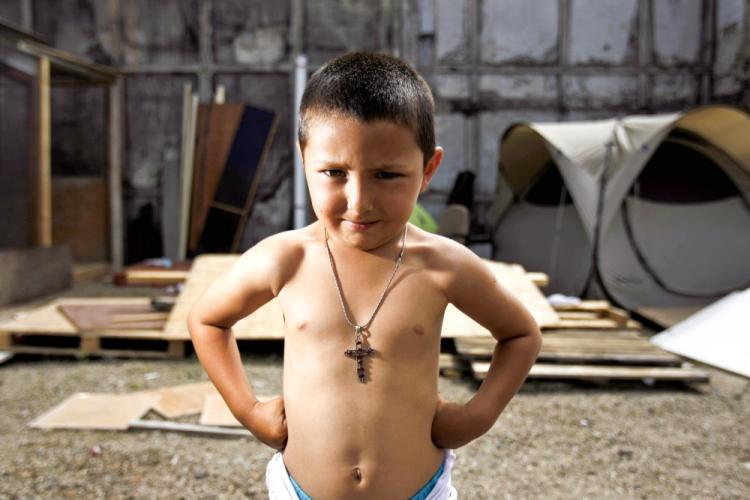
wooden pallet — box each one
[455,332,684,366]
[455,331,709,383]
[0,330,185,359]
[0,298,184,359]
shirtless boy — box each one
[188,52,542,499]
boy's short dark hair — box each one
[298,51,436,165]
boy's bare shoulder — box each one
[232,225,319,295]
[406,223,481,272]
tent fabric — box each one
[495,105,750,308]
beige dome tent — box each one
[491,105,750,310]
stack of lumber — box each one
[449,299,709,384]
[29,381,271,437]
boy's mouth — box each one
[344,220,378,231]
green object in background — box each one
[409,203,438,233]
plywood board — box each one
[141,382,219,419]
[59,304,166,331]
[29,392,159,430]
[650,290,750,377]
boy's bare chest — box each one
[277,255,447,354]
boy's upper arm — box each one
[440,242,538,341]
[190,234,300,329]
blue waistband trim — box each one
[287,459,444,500]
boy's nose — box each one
[345,176,373,214]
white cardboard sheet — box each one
[650,289,750,377]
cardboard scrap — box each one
[142,382,219,419]
[29,392,159,430]
[199,393,275,427]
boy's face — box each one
[302,116,442,251]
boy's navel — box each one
[354,467,362,482]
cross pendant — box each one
[344,326,375,383]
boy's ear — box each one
[420,147,443,193]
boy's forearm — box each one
[466,330,541,431]
[188,317,259,426]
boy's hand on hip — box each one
[246,397,288,450]
[430,394,487,449]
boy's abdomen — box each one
[281,353,444,499]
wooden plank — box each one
[29,392,159,430]
[544,318,641,330]
[73,262,111,284]
[110,312,169,323]
[552,300,610,312]
[3,345,181,359]
[472,362,710,382]
[636,305,705,329]
[18,40,117,82]
[526,272,548,288]
[178,83,198,260]
[557,311,600,320]
[108,77,124,271]
[37,56,51,247]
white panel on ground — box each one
[651,289,750,377]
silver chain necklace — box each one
[324,225,407,383]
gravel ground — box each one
[0,284,748,499]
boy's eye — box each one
[324,169,346,178]
[375,172,403,180]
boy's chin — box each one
[330,223,407,251]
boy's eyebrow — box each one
[309,160,411,170]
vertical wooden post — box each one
[108,77,124,270]
[37,56,52,247]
